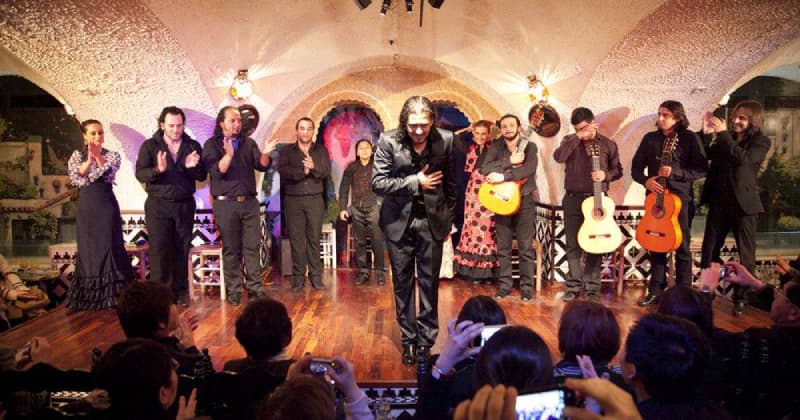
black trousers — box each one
[212,197,264,296]
[284,194,325,287]
[386,216,442,347]
[495,193,537,293]
[562,193,603,294]
[145,196,195,297]
[351,205,385,274]
[648,192,692,296]
[700,202,757,300]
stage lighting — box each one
[380,0,391,15]
[406,0,413,13]
[230,69,253,101]
[428,0,444,8]
[353,0,372,10]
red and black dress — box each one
[454,142,499,280]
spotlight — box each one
[428,0,444,8]
[230,69,253,101]
[527,74,549,103]
[353,0,372,10]
[380,0,391,15]
[406,0,413,13]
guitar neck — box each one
[591,154,603,209]
[655,135,677,206]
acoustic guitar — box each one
[577,143,623,254]
[478,126,535,216]
[635,133,683,252]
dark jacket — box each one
[553,133,622,193]
[277,142,331,196]
[372,128,456,242]
[699,130,770,215]
[631,129,707,198]
[479,136,539,197]
[202,134,270,197]
[135,131,206,201]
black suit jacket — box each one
[372,128,456,242]
[700,130,770,215]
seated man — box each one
[117,281,202,376]
[621,313,732,419]
[700,261,800,419]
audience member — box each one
[258,354,372,420]
[416,295,507,419]
[700,261,800,418]
[224,297,293,374]
[92,338,196,420]
[474,326,553,392]
[621,313,731,419]
[563,378,643,420]
[117,281,202,376]
[554,301,623,384]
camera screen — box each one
[479,325,506,346]
[515,389,566,420]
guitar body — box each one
[636,190,683,253]
[478,181,523,216]
[578,195,623,254]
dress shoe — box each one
[586,293,601,303]
[521,290,533,302]
[249,289,266,299]
[563,291,579,302]
[176,293,189,307]
[376,272,386,285]
[356,272,370,285]
[417,345,431,362]
[495,288,510,300]
[732,300,746,316]
[311,282,326,290]
[637,293,660,307]
[402,344,416,365]
[226,296,241,306]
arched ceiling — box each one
[1,0,800,208]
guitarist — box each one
[553,107,623,302]
[480,114,539,302]
[632,100,707,307]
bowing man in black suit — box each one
[372,96,456,365]
[699,100,771,315]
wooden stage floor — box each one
[0,268,773,385]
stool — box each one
[188,244,225,301]
[321,223,336,269]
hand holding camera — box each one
[436,319,484,376]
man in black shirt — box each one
[277,117,331,292]
[202,106,278,306]
[553,107,622,302]
[632,100,707,307]
[339,138,385,285]
[372,96,455,365]
[480,114,539,302]
[136,106,207,306]
[698,100,770,315]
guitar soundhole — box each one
[651,206,664,219]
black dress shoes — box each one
[356,272,369,285]
[402,344,416,365]
[637,293,660,307]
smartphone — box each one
[473,324,507,347]
[515,385,575,420]
[719,266,727,279]
[309,358,340,375]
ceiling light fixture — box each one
[527,74,549,103]
[230,69,253,101]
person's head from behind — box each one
[257,375,335,420]
[235,297,292,362]
[457,295,507,325]
[117,281,174,339]
[621,313,710,402]
[657,285,713,337]
[474,326,553,392]
[93,339,178,419]
[771,279,800,325]
[558,300,620,366]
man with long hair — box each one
[372,96,456,365]
[632,100,707,306]
[202,106,278,306]
[698,100,770,315]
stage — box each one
[0,268,773,385]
